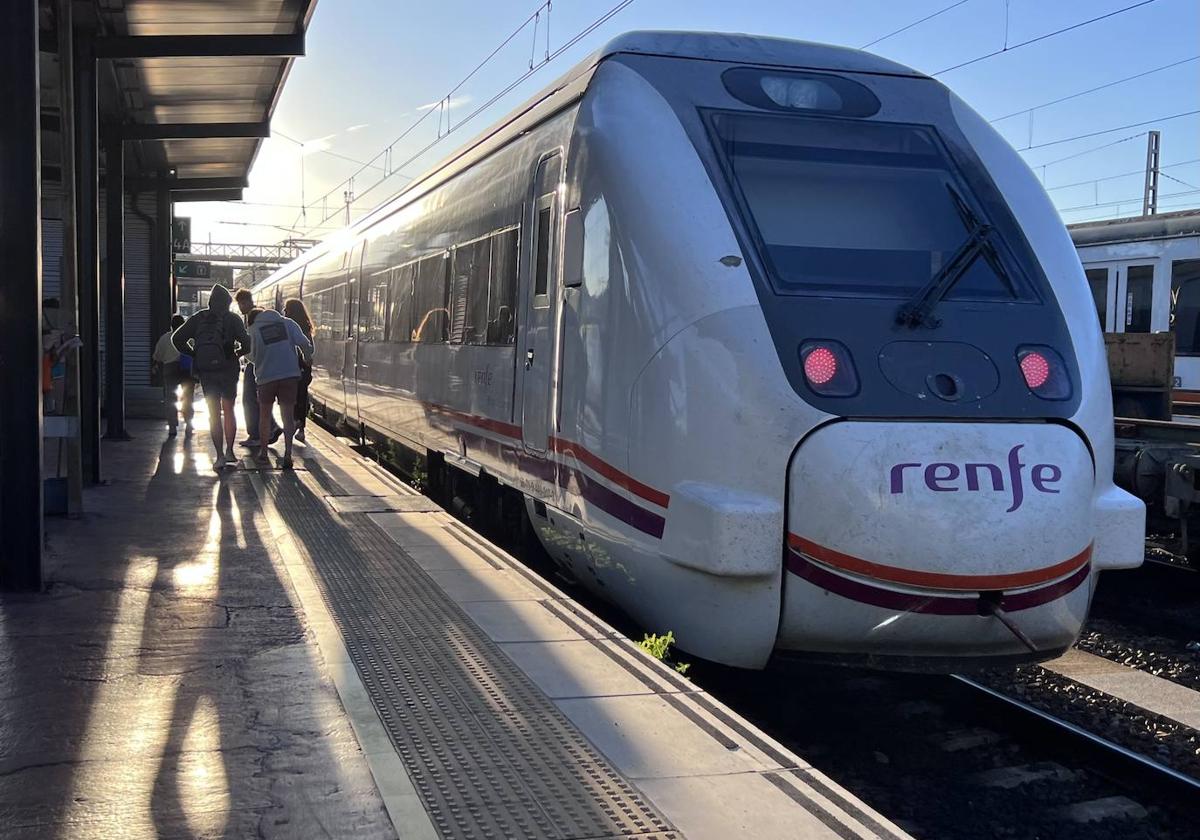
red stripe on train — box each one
[787,534,1092,592]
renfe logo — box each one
[889,444,1061,513]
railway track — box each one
[953,675,1200,803]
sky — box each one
[179,0,1200,248]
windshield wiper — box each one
[895,184,1012,329]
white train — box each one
[254,32,1145,669]
[1070,209,1200,407]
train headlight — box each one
[800,340,859,397]
[1016,346,1071,400]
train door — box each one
[1084,261,1157,333]
[343,242,363,425]
[519,152,562,455]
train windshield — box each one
[709,111,1027,301]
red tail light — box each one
[1019,351,1050,389]
[803,346,838,385]
[800,340,858,397]
[1016,346,1070,400]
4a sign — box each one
[171,217,191,254]
[174,259,210,280]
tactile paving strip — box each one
[264,466,679,840]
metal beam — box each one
[122,121,270,140]
[130,175,248,191]
[75,30,101,482]
[172,188,244,203]
[94,33,304,59]
[0,0,44,590]
[151,187,172,378]
[103,130,129,440]
[56,0,83,515]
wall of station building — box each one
[41,181,159,406]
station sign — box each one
[175,259,211,280]
[172,217,191,254]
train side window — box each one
[387,263,415,343]
[488,227,519,344]
[309,291,325,342]
[1085,268,1107,328]
[365,281,388,342]
[1171,259,1200,354]
[449,265,469,344]
[412,254,449,343]
[454,236,491,345]
[1125,265,1153,333]
[534,202,553,298]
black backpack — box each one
[192,311,231,372]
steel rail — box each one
[952,674,1200,803]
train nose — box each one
[778,421,1099,662]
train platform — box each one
[1,414,910,840]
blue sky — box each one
[181,0,1200,245]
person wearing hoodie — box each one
[248,306,314,468]
[172,285,251,470]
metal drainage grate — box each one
[264,468,678,840]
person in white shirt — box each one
[152,314,195,437]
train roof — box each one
[596,30,923,78]
[1068,208,1200,246]
[253,30,925,292]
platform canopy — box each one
[92,0,317,195]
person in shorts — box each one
[248,305,314,468]
[172,285,251,470]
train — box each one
[253,31,1146,670]
[1070,209,1200,410]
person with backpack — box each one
[247,304,314,468]
[152,313,194,437]
[172,285,251,470]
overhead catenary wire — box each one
[1043,158,1200,192]
[292,0,556,233]
[933,0,1160,76]
[1019,110,1200,153]
[301,0,636,235]
[1056,188,1200,214]
[1161,171,1200,191]
[989,55,1200,122]
[859,0,973,49]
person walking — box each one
[234,288,282,449]
[248,304,314,468]
[172,285,251,470]
[283,298,315,443]
[152,313,195,437]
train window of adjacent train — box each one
[707,112,1030,301]
[387,263,415,343]
[1171,260,1200,353]
[534,204,553,298]
[488,227,519,344]
[412,254,449,343]
[1125,265,1153,332]
[1085,268,1108,327]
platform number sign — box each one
[172,217,191,255]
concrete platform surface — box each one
[1,421,396,839]
[3,413,911,840]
